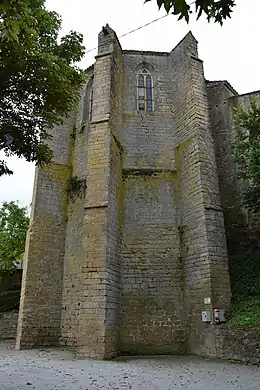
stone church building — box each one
[16,25,260,359]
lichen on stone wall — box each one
[67,175,86,202]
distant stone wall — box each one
[208,85,260,252]
[231,91,260,248]
[216,327,260,365]
[0,311,18,340]
[0,271,22,294]
[0,271,22,313]
[207,81,248,252]
[0,272,21,340]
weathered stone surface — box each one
[216,327,260,365]
[0,311,18,340]
[15,24,260,360]
[207,84,260,252]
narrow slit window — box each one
[137,69,154,112]
[82,76,94,124]
[89,88,93,122]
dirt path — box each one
[0,342,259,389]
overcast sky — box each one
[0,0,259,208]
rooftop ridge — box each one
[122,49,169,56]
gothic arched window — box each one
[137,69,154,112]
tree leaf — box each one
[0,201,29,272]
[232,98,260,211]
[146,0,236,24]
[0,0,86,176]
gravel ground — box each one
[0,341,259,390]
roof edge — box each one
[122,49,169,56]
[229,89,260,99]
[206,80,238,96]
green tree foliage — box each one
[0,0,86,176]
[145,0,236,25]
[233,99,260,211]
[0,201,29,272]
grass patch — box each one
[227,296,260,328]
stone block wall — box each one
[59,71,92,349]
[0,311,18,340]
[117,31,231,356]
[105,135,123,356]
[74,26,124,359]
[121,51,174,171]
[17,25,255,360]
[119,46,185,354]
[16,114,73,349]
[216,327,260,365]
[208,86,260,299]
[120,172,185,355]
[170,33,231,356]
[207,81,248,252]
[207,85,260,250]
[0,271,22,294]
[0,271,22,313]
[230,91,260,247]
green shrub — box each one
[227,296,260,328]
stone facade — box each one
[16,25,260,359]
[207,85,260,252]
[215,327,260,365]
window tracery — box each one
[137,69,154,112]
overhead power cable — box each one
[85,13,170,55]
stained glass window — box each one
[137,69,154,112]
[138,74,144,88]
